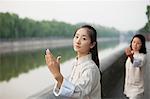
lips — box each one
[133,46,137,49]
[132,46,138,51]
[75,45,80,48]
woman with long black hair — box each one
[45,25,101,99]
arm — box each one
[133,54,146,67]
[125,47,134,63]
[53,67,100,98]
[45,49,63,88]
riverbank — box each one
[0,37,119,54]
[0,38,72,54]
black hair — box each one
[74,25,100,68]
[130,34,147,54]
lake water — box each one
[0,40,128,99]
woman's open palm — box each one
[45,49,61,78]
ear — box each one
[90,42,96,49]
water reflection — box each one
[0,40,119,82]
[0,47,75,82]
[98,39,119,50]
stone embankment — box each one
[0,38,72,54]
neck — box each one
[77,52,90,58]
[133,51,139,54]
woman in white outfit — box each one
[124,34,147,99]
[45,25,101,99]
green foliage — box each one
[0,46,75,81]
[139,5,150,34]
[0,12,19,38]
[95,25,120,37]
[0,12,120,39]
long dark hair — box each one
[74,25,100,68]
[130,34,147,54]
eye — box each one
[75,35,79,39]
[137,42,142,45]
[132,41,136,44]
[83,37,87,40]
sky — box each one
[0,0,149,31]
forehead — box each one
[75,28,89,36]
[132,37,142,43]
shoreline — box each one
[0,38,72,54]
[0,37,119,54]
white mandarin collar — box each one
[75,54,92,65]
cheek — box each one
[131,42,135,46]
[73,39,76,45]
[83,43,91,49]
[137,45,142,50]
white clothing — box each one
[124,52,146,98]
[129,93,144,99]
[53,54,101,99]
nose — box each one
[134,43,138,46]
[76,37,81,44]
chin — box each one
[74,48,78,52]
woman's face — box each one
[131,37,142,52]
[73,28,95,57]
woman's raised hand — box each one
[125,47,134,62]
[45,49,61,79]
[125,47,132,56]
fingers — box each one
[46,49,54,58]
[125,47,131,51]
[45,54,51,65]
[45,49,54,64]
[131,50,134,54]
[45,49,61,63]
[45,49,61,65]
[125,47,133,56]
[57,56,61,63]
[46,49,50,54]
[125,47,130,52]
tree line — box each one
[139,5,150,34]
[0,12,120,40]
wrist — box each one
[55,73,63,88]
[55,73,63,81]
[128,54,134,63]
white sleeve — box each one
[53,68,100,98]
[133,54,146,67]
[53,78,75,97]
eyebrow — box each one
[75,33,88,37]
[82,35,88,37]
